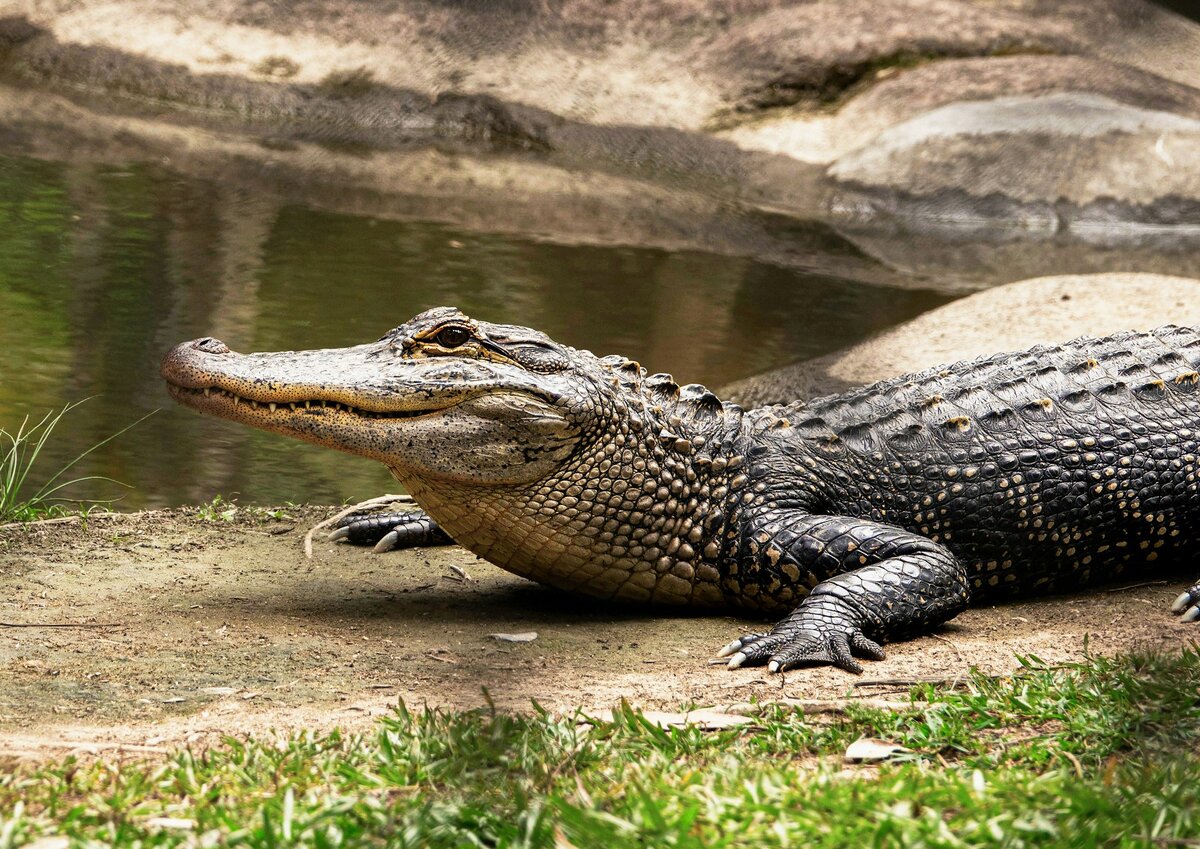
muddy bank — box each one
[0,507,1191,757]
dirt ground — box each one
[0,507,1193,761]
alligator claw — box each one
[716,636,761,658]
[1172,584,1200,622]
[718,597,885,674]
[373,530,402,553]
[766,631,886,675]
[719,632,788,670]
[330,510,454,551]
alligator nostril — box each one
[194,337,231,354]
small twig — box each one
[722,697,919,716]
[0,739,168,754]
[928,633,966,665]
[303,494,414,558]
[1153,839,1200,847]
[0,511,120,532]
[1,621,122,628]
[854,676,963,688]
[1106,580,1169,593]
[1058,748,1084,779]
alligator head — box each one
[160,307,600,485]
[162,307,745,605]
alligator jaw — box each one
[160,333,578,483]
[163,383,445,423]
[160,336,477,459]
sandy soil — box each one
[0,507,1193,761]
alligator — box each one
[161,307,1200,673]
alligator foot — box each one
[1171,582,1200,622]
[329,510,453,552]
[717,595,886,674]
[716,512,968,674]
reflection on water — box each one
[0,153,951,508]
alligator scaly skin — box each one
[163,312,1200,673]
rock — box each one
[7,0,1200,237]
[704,0,1072,113]
[831,222,1200,292]
[1063,0,1200,92]
[726,54,1200,166]
[720,273,1200,407]
[0,15,42,48]
[1,22,550,154]
[828,91,1200,231]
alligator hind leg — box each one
[717,513,970,673]
[330,510,453,552]
[1172,582,1200,622]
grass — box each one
[1,647,1198,847]
[196,495,294,523]
[0,400,154,523]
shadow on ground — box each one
[0,507,1191,758]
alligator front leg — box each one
[718,513,970,673]
[329,509,453,552]
[1172,582,1200,622]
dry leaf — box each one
[145,817,197,830]
[489,632,538,642]
[844,736,911,763]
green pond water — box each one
[0,152,959,509]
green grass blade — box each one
[0,400,153,522]
[28,406,157,504]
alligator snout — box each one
[161,337,233,388]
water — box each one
[0,152,953,508]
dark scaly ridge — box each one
[598,354,745,445]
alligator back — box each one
[773,325,1200,599]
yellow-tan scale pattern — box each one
[403,364,762,609]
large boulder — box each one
[701,0,1073,114]
[727,49,1200,231]
[827,91,1200,232]
[721,273,1200,406]
[6,0,1200,239]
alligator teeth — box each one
[269,403,277,413]
[203,387,211,397]
[289,403,297,410]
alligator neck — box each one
[396,366,751,607]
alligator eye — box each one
[434,326,472,348]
